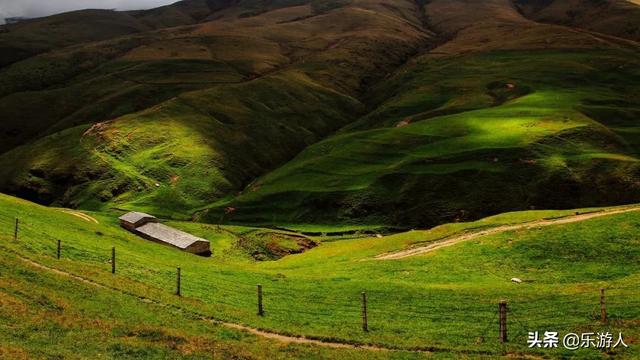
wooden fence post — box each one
[111,247,116,274]
[361,291,368,332]
[176,267,181,296]
[600,288,606,322]
[14,218,19,241]
[257,284,264,316]
[499,300,508,343]
[57,240,61,259]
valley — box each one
[0,0,639,358]
[0,0,638,229]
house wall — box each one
[120,220,138,232]
[185,241,211,255]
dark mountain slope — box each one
[0,10,150,68]
[514,0,640,41]
[0,0,306,69]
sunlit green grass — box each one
[1,222,405,359]
[1,193,638,358]
[0,69,361,218]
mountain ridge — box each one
[0,0,638,227]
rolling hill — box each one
[514,0,640,41]
[0,192,638,358]
[0,0,314,68]
[0,0,639,229]
[199,0,640,227]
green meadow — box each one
[1,1,640,358]
[1,193,638,358]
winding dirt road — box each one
[376,206,640,260]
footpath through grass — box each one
[0,193,638,358]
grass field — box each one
[0,240,394,360]
[1,193,638,358]
[1,1,639,358]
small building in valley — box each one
[119,212,158,231]
[119,212,210,256]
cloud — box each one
[0,0,177,23]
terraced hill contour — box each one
[0,0,638,228]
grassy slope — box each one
[0,0,368,152]
[0,0,426,217]
[0,193,638,358]
[0,11,291,152]
[0,245,409,359]
[202,0,640,227]
[514,0,640,41]
[208,48,640,227]
[0,70,361,217]
[0,0,302,68]
[0,0,639,231]
[0,10,150,68]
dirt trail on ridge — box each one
[376,205,640,260]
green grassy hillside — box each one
[0,70,362,217]
[1,0,411,151]
[0,193,638,358]
[0,0,427,216]
[1,255,396,360]
[208,49,640,227]
[0,0,639,230]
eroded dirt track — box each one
[376,206,640,260]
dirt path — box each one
[11,251,415,353]
[59,209,99,224]
[376,206,640,260]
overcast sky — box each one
[0,0,177,23]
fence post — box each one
[57,240,61,259]
[14,218,19,241]
[176,267,181,296]
[600,288,606,322]
[361,291,368,332]
[499,300,508,343]
[257,284,264,316]
[111,247,116,274]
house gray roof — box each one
[136,223,209,249]
[119,212,156,224]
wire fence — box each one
[0,212,638,352]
